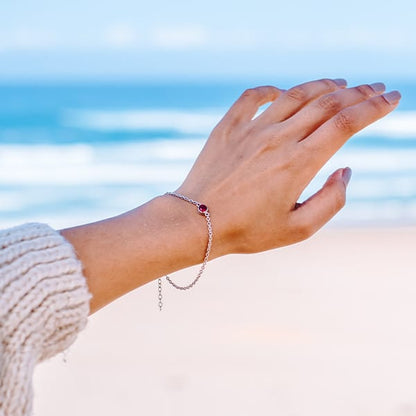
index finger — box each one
[222,86,283,126]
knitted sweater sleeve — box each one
[0,223,92,416]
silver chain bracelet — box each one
[158,191,213,311]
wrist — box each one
[149,194,209,261]
[60,192,227,313]
[160,190,236,259]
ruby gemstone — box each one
[198,204,208,213]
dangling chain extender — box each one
[158,192,213,311]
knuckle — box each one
[369,95,388,112]
[240,85,280,104]
[317,94,342,112]
[355,84,374,97]
[333,110,355,133]
[260,85,278,93]
[241,88,257,99]
[286,86,307,102]
[256,134,277,154]
[320,78,338,90]
[265,86,281,101]
[240,87,263,101]
[253,130,293,161]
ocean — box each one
[1,80,416,230]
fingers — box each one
[301,90,401,169]
[289,168,351,241]
[256,78,347,125]
[222,86,283,126]
[283,82,386,142]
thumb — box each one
[290,167,352,240]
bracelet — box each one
[158,191,213,311]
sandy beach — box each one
[34,226,416,416]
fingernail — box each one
[383,90,402,105]
[342,167,352,186]
[333,78,347,87]
[369,82,386,93]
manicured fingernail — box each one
[369,82,385,93]
[342,167,352,186]
[333,78,347,87]
[383,90,402,105]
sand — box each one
[34,226,416,416]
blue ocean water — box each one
[1,81,416,229]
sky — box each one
[0,0,415,82]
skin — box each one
[60,78,401,314]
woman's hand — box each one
[61,78,401,313]
[176,79,400,255]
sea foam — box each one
[64,108,416,140]
[63,109,223,135]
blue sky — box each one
[0,0,415,81]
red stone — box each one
[198,204,208,213]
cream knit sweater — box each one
[0,223,92,416]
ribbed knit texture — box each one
[0,223,92,416]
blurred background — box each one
[2,1,416,415]
[1,0,416,228]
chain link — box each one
[158,192,213,310]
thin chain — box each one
[158,192,213,310]
[158,277,163,311]
[165,192,202,207]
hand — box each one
[176,79,401,254]
[61,78,401,313]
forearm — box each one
[59,194,223,314]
